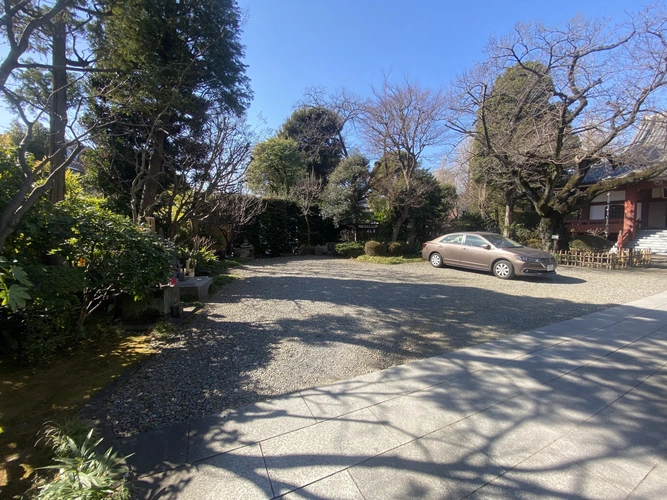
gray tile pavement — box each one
[127,290,667,499]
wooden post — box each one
[622,186,639,244]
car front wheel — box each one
[429,253,444,268]
[493,259,515,279]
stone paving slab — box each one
[128,290,667,499]
[187,394,316,462]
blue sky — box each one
[238,0,646,137]
[0,0,649,154]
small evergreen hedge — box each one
[388,242,403,256]
[334,242,365,258]
[569,234,614,252]
[364,240,383,256]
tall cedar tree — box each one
[86,0,251,220]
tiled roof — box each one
[582,114,667,184]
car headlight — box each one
[518,256,541,263]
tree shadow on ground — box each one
[131,309,667,498]
[101,259,667,498]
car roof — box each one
[439,231,501,237]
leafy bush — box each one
[334,242,364,258]
[0,256,32,311]
[524,238,543,249]
[36,426,131,500]
[50,199,176,327]
[39,418,92,458]
[1,198,177,359]
[388,242,403,256]
[244,198,300,255]
[513,224,541,244]
[364,240,383,256]
[569,235,613,252]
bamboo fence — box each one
[554,248,652,270]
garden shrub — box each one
[524,238,543,249]
[569,234,613,252]
[244,198,300,255]
[51,199,176,327]
[36,422,131,500]
[364,240,383,256]
[334,242,364,258]
[1,198,176,359]
[388,242,403,256]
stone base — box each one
[120,285,180,321]
[176,276,213,300]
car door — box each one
[460,234,491,270]
[438,233,463,264]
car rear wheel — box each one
[493,259,515,279]
[429,253,444,268]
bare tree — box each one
[155,113,257,241]
[206,188,265,256]
[449,7,667,250]
[361,75,450,242]
[292,171,323,247]
[296,86,363,158]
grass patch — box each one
[151,320,176,341]
[356,255,423,265]
[0,328,154,499]
[208,273,239,294]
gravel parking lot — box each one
[102,256,667,436]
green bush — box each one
[364,240,383,256]
[36,424,131,500]
[334,242,364,258]
[569,235,613,252]
[1,198,177,359]
[244,198,300,255]
[388,242,403,256]
[524,238,543,249]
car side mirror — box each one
[482,244,491,250]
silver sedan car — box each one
[422,232,557,279]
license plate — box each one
[547,265,554,271]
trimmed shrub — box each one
[364,240,383,256]
[524,239,543,249]
[334,242,364,258]
[388,242,403,256]
[569,235,613,252]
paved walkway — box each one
[121,291,667,499]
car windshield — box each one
[484,234,523,248]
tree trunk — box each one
[305,214,311,247]
[139,129,167,218]
[539,215,570,252]
[391,205,410,243]
[503,192,514,238]
[50,17,67,203]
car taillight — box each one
[422,243,427,248]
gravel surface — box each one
[101,256,667,436]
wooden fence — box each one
[554,248,652,270]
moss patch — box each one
[0,329,154,499]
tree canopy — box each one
[278,106,345,179]
[320,152,370,233]
[452,7,667,249]
[246,137,307,197]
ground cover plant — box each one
[0,328,153,499]
[356,255,423,265]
